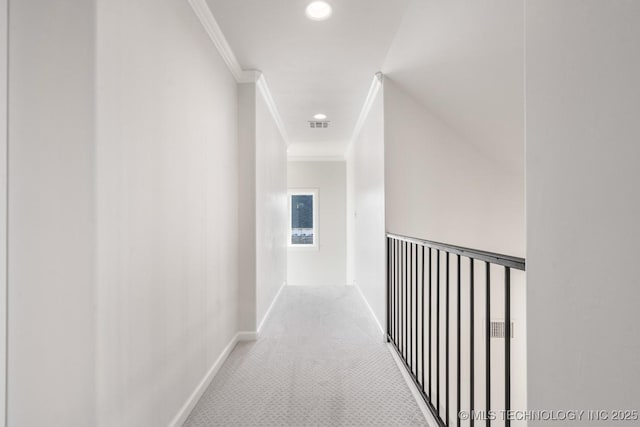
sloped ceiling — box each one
[382,0,525,173]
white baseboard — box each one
[170,282,287,426]
[237,331,258,341]
[353,281,384,335]
[257,281,286,335]
[387,343,440,427]
[353,282,435,426]
[169,282,286,426]
[169,332,243,427]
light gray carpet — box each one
[184,286,426,426]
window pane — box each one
[291,194,313,245]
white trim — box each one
[353,281,435,426]
[169,332,242,427]
[256,75,290,146]
[187,0,289,146]
[353,281,384,335]
[236,331,258,341]
[186,0,257,83]
[346,72,383,155]
[168,292,282,427]
[170,278,286,427]
[287,155,345,162]
[257,282,286,334]
[387,343,440,427]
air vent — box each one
[309,121,329,129]
[490,321,514,338]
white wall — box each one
[237,81,288,331]
[384,78,525,256]
[8,0,97,425]
[288,161,346,287]
[0,0,7,421]
[237,83,257,331]
[95,0,240,425]
[526,1,640,421]
[7,1,287,425]
[255,83,287,328]
[346,80,386,330]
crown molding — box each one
[188,0,246,82]
[256,75,290,145]
[188,0,289,143]
[346,72,384,155]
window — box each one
[288,190,318,247]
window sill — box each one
[288,245,320,252]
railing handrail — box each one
[386,232,525,271]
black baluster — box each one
[405,241,408,361]
[429,247,432,402]
[396,239,399,347]
[457,255,461,427]
[470,259,475,427]
[446,252,450,426]
[414,243,418,375]
[486,262,491,427]
[421,246,425,392]
[437,249,441,416]
[392,239,396,345]
[409,243,413,371]
[387,238,390,340]
[505,267,511,427]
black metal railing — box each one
[386,233,525,427]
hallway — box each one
[185,287,426,426]
[3,0,640,425]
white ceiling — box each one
[205,1,524,167]
[382,1,525,173]
[206,0,411,157]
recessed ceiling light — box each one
[313,113,328,120]
[305,1,332,21]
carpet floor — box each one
[184,286,426,426]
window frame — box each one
[288,189,319,249]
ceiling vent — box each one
[309,121,329,129]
